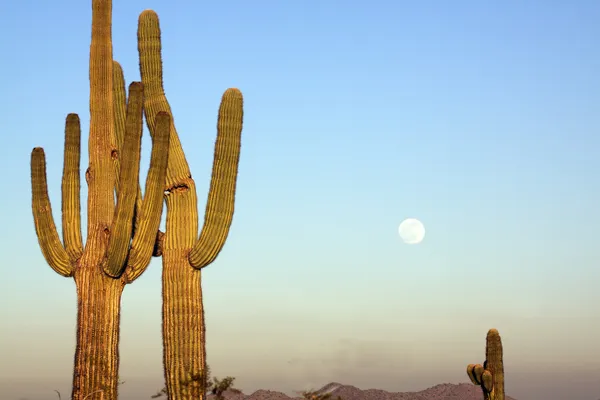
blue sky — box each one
[1,0,599,399]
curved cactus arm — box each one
[104,82,145,277]
[466,364,481,385]
[475,363,486,384]
[125,111,171,282]
[31,148,73,277]
[137,9,192,185]
[137,10,166,103]
[61,113,84,260]
[481,370,494,393]
[113,60,145,232]
[466,364,476,384]
[189,88,243,269]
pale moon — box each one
[398,218,425,244]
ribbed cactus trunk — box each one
[162,249,206,397]
[137,10,244,400]
[30,1,171,399]
[467,328,505,400]
[73,1,120,395]
[71,269,123,399]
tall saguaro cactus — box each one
[30,1,171,398]
[467,328,506,400]
[137,10,244,400]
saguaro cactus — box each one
[30,1,171,398]
[137,9,244,400]
[466,328,505,400]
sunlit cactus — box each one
[136,9,244,400]
[466,328,505,400]
[30,1,170,398]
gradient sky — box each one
[1,1,599,399]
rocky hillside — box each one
[208,381,518,400]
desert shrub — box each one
[151,365,239,399]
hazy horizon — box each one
[2,0,600,399]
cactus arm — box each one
[31,148,73,277]
[113,60,145,232]
[137,10,193,189]
[466,363,480,385]
[61,114,84,260]
[124,111,171,282]
[85,0,115,261]
[104,82,144,277]
[482,370,494,394]
[189,89,243,269]
[138,9,199,259]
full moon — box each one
[398,218,425,244]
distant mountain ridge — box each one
[208,382,518,400]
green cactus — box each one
[467,328,505,400]
[136,9,244,400]
[30,1,170,398]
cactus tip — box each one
[128,81,143,91]
[140,9,159,19]
[224,88,243,98]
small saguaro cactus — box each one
[467,328,505,400]
[30,0,171,398]
[136,9,244,400]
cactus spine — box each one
[137,10,244,400]
[467,328,505,400]
[30,0,170,398]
